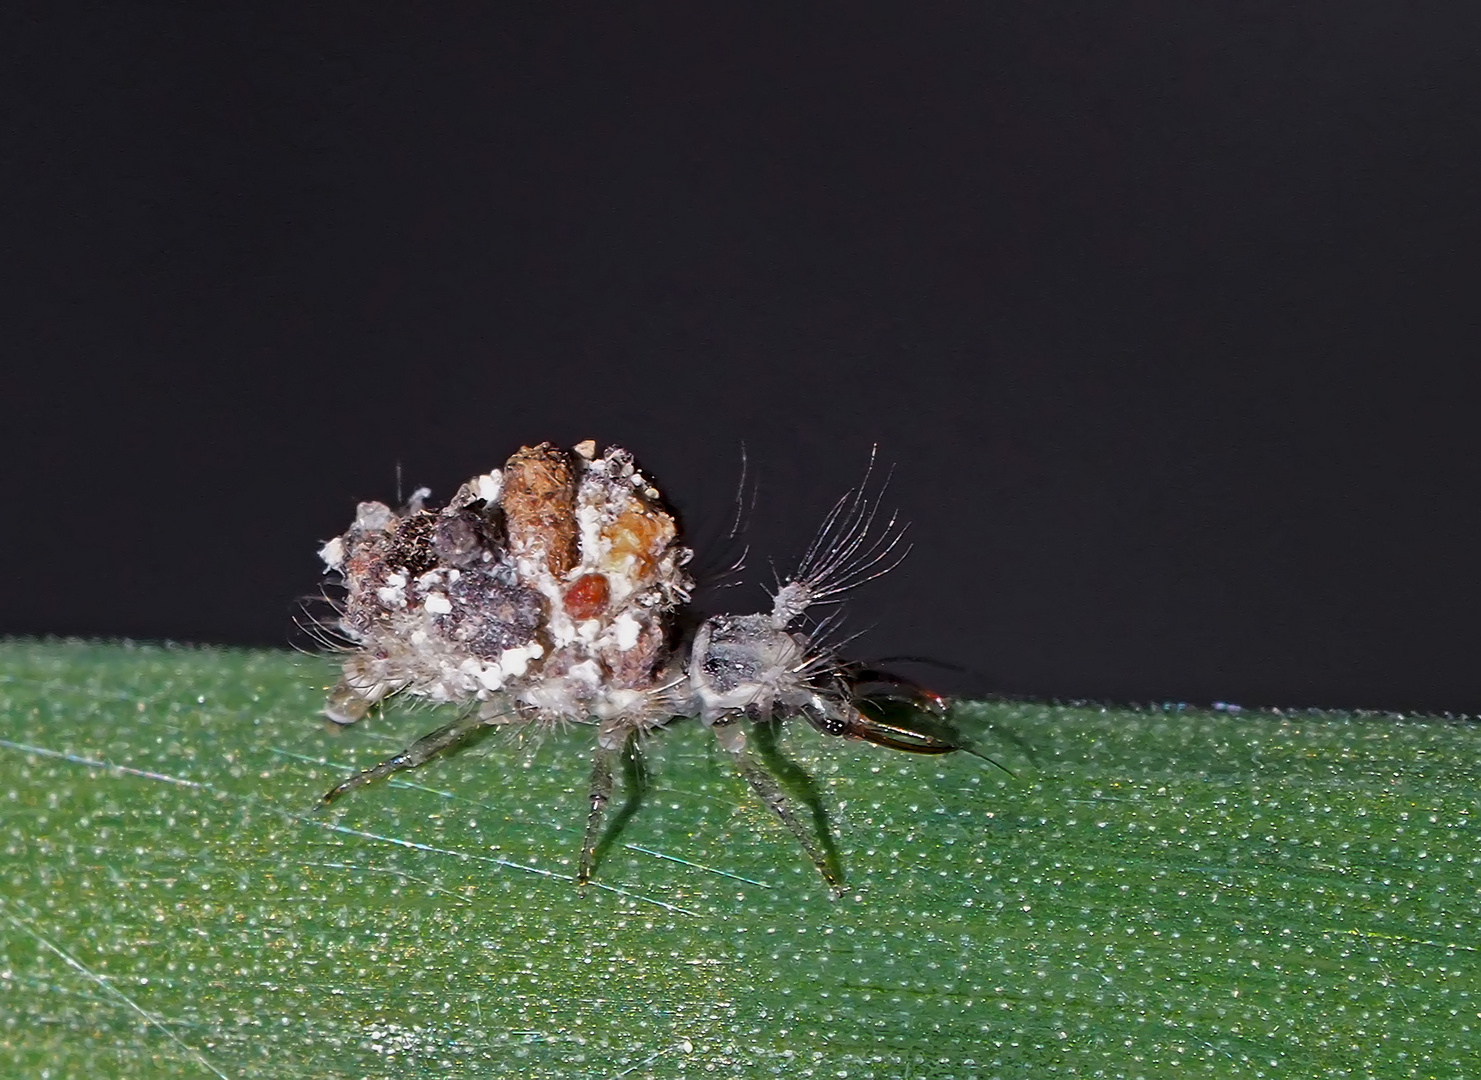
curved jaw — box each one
[830,710,960,754]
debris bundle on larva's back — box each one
[318,440,690,745]
[313,439,971,896]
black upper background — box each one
[4,4,1479,712]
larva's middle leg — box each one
[714,722,844,899]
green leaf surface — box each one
[1,639,1478,1078]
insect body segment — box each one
[314,439,966,897]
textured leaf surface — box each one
[1,640,1478,1078]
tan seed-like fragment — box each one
[501,443,579,576]
[603,506,677,583]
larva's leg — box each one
[715,723,844,898]
[578,731,652,890]
[578,739,619,890]
[324,672,404,726]
[321,708,484,805]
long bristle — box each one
[773,448,913,625]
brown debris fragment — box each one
[500,442,579,576]
[386,511,439,578]
[603,617,666,689]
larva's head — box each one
[686,613,827,725]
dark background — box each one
[5,4,1479,712]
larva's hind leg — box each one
[321,707,485,805]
